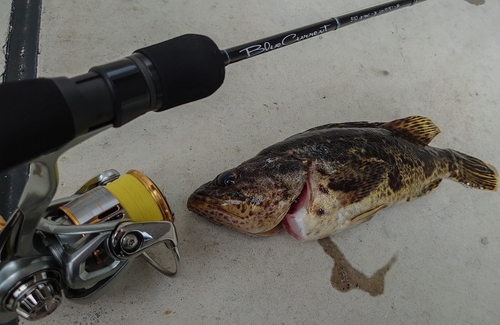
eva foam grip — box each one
[0,78,75,171]
[135,34,226,111]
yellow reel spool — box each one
[104,170,173,223]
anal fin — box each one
[406,178,443,202]
[422,178,442,195]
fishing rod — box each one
[0,0,429,322]
[0,0,427,173]
[223,0,427,64]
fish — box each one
[187,116,497,241]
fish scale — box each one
[188,116,498,241]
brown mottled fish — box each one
[187,116,497,241]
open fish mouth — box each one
[282,180,311,241]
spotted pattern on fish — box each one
[187,116,498,241]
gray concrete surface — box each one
[0,1,11,77]
[1,0,499,324]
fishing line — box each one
[105,170,173,222]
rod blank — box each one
[222,0,427,65]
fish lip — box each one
[187,193,241,228]
[187,192,234,214]
[188,192,244,209]
[187,191,296,236]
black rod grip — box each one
[0,78,76,171]
[135,34,226,111]
[0,34,227,172]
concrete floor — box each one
[1,0,499,324]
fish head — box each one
[187,156,307,235]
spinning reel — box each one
[0,131,180,322]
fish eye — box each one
[216,170,239,187]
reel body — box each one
[0,167,179,321]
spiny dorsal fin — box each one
[381,116,440,146]
[305,121,384,133]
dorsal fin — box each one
[381,116,440,146]
[305,121,384,133]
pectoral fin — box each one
[327,158,388,206]
[349,205,386,226]
[253,223,282,236]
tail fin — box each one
[449,150,498,190]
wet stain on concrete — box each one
[464,0,485,5]
[318,237,397,296]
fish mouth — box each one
[186,193,232,227]
[187,192,279,235]
[281,180,310,241]
[188,177,313,240]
